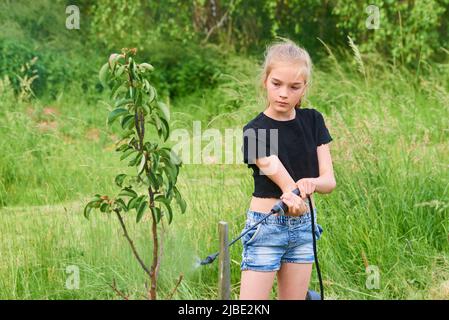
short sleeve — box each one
[241,125,277,166]
[314,110,333,146]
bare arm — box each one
[255,155,308,215]
[255,155,297,193]
[308,143,336,194]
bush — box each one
[139,40,228,99]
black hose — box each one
[307,194,324,300]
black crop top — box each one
[241,107,333,198]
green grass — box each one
[0,49,448,299]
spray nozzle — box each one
[200,252,219,265]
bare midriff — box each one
[249,194,316,216]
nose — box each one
[279,86,288,98]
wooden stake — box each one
[218,221,230,300]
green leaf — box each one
[118,187,138,198]
[160,147,182,166]
[136,200,148,223]
[99,63,110,88]
[131,60,139,80]
[110,81,122,99]
[135,195,146,208]
[129,86,135,99]
[115,144,130,152]
[90,194,102,203]
[140,63,154,72]
[137,153,146,174]
[148,170,159,189]
[156,173,164,188]
[83,203,93,219]
[136,91,143,108]
[142,102,151,115]
[108,108,129,125]
[150,206,162,223]
[157,101,170,122]
[147,84,156,104]
[121,114,135,130]
[127,196,139,211]
[161,161,176,184]
[119,129,135,140]
[112,83,127,100]
[155,195,173,224]
[84,196,104,219]
[129,152,142,167]
[160,117,170,141]
[115,65,126,77]
[120,148,137,161]
[100,202,110,213]
[173,186,187,214]
[150,150,160,169]
[115,174,127,188]
[115,198,128,212]
[165,180,174,201]
[114,98,134,108]
[146,141,157,150]
[128,194,145,211]
[153,113,161,131]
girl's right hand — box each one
[280,191,309,216]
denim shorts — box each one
[240,205,323,272]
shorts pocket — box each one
[241,221,264,245]
[314,223,323,240]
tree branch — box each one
[201,1,233,44]
[166,273,184,300]
[108,278,129,300]
[114,209,152,277]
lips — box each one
[276,101,288,106]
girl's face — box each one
[264,62,307,113]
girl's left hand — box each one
[295,178,317,200]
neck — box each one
[264,106,296,121]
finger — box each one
[294,197,305,213]
[304,184,311,196]
[283,198,293,209]
[299,201,308,213]
[297,186,307,200]
[292,193,304,204]
[287,203,296,215]
[306,183,315,195]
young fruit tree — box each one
[83,48,187,300]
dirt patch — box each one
[36,120,58,132]
[85,128,100,142]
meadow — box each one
[0,45,448,300]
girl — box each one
[240,39,336,300]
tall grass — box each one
[0,46,448,299]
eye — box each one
[272,81,280,87]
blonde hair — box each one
[257,38,313,109]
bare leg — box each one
[239,270,277,300]
[277,262,313,300]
